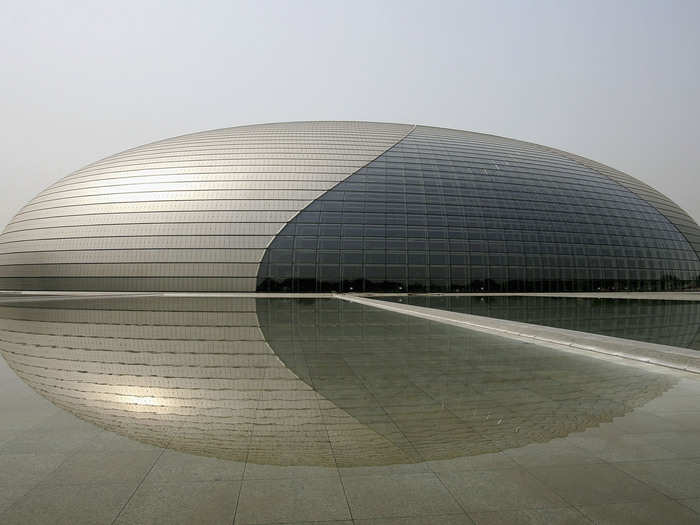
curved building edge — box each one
[0,121,698,293]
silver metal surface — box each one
[1,121,698,292]
[0,122,412,290]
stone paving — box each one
[2,328,700,524]
[2,294,700,524]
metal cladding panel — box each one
[12,200,315,222]
[2,120,698,292]
[0,277,259,292]
[0,263,261,278]
[0,249,264,265]
[2,211,296,231]
[257,125,700,293]
[0,121,412,291]
[0,236,273,252]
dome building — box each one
[1,121,698,293]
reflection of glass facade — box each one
[380,296,700,350]
[258,126,700,292]
[0,296,676,466]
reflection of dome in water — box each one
[0,296,676,466]
[1,121,699,293]
[390,295,700,350]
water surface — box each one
[380,295,700,350]
[0,295,677,466]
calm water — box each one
[380,296,700,350]
[0,295,677,466]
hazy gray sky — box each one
[1,0,698,227]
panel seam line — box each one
[258,123,418,253]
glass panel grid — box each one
[257,127,700,292]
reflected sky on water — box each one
[0,296,677,466]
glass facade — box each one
[257,126,700,292]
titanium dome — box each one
[1,121,699,292]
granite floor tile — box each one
[342,472,463,519]
[639,394,700,413]
[274,522,352,525]
[0,482,134,525]
[566,433,679,462]
[243,463,339,480]
[270,522,352,525]
[527,463,663,505]
[468,507,590,525]
[437,468,566,512]
[41,450,161,485]
[427,452,518,472]
[0,425,98,454]
[3,304,700,524]
[0,453,66,485]
[339,461,431,478]
[640,431,700,458]
[81,430,164,452]
[613,458,700,499]
[0,483,36,515]
[355,515,474,524]
[31,410,99,432]
[0,410,58,435]
[0,427,19,445]
[577,495,700,524]
[680,498,700,513]
[115,480,240,525]
[235,476,350,524]
[503,439,602,467]
[606,410,686,434]
[568,423,626,440]
[651,411,700,432]
[145,449,244,482]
